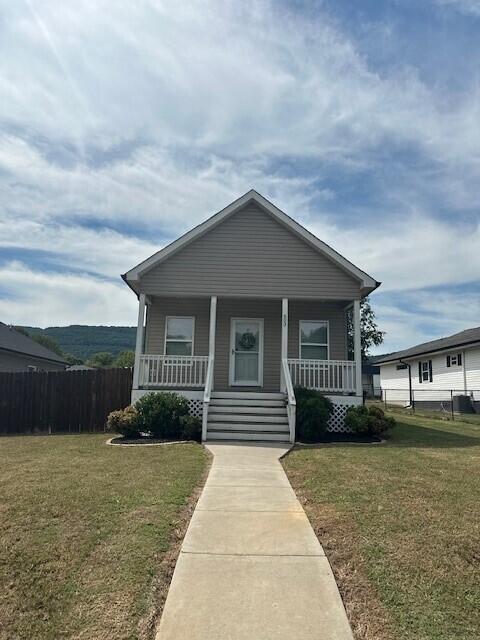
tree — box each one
[86,351,114,368]
[113,350,135,368]
[30,333,65,357]
[14,326,30,337]
[347,296,385,359]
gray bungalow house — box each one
[122,190,380,442]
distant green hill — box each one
[22,325,136,360]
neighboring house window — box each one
[165,317,194,356]
[418,360,433,383]
[446,353,462,367]
[299,321,329,359]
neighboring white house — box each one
[376,327,480,412]
[122,190,380,442]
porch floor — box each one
[155,442,354,640]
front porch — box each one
[131,295,363,442]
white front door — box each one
[229,318,264,386]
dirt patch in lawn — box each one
[290,481,396,640]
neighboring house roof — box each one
[123,190,380,296]
[0,323,68,365]
[375,327,480,365]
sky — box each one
[0,0,479,353]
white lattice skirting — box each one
[327,403,353,433]
[325,395,362,433]
[187,399,203,419]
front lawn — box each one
[0,434,208,640]
[283,414,480,640]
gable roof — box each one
[0,323,68,365]
[123,190,380,296]
[376,326,480,364]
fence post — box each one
[412,388,415,414]
[384,388,387,409]
[451,390,454,421]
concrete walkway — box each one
[156,442,354,640]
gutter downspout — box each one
[399,359,414,411]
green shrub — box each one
[106,405,140,438]
[294,386,333,442]
[135,392,189,439]
[344,405,395,437]
[180,415,202,442]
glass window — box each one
[420,360,432,382]
[300,320,328,360]
[165,317,194,356]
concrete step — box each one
[207,422,289,433]
[210,398,286,408]
[211,391,285,400]
[209,405,287,415]
[206,430,290,442]
[209,413,288,424]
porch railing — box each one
[202,356,214,441]
[287,359,356,394]
[281,358,296,443]
[139,355,209,388]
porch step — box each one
[210,398,286,408]
[209,413,288,424]
[207,420,289,431]
[206,391,290,442]
[207,430,290,442]
[211,391,285,400]
[209,405,286,415]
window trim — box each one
[299,320,330,360]
[419,359,433,383]
[447,353,462,367]
[164,316,195,357]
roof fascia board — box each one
[376,339,480,365]
[124,190,378,291]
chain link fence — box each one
[367,387,480,422]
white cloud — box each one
[434,0,480,16]
[0,0,478,340]
[0,262,137,327]
[308,213,480,293]
[372,289,480,353]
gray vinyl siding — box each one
[144,297,348,392]
[139,203,361,300]
[288,301,347,361]
[145,297,210,355]
[0,349,66,372]
[214,298,281,392]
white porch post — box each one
[209,296,217,364]
[281,298,288,391]
[132,293,146,393]
[353,299,362,398]
[202,296,217,441]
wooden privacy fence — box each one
[0,368,133,435]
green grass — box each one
[283,415,480,640]
[0,434,208,640]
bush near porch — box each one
[106,392,202,441]
[283,413,480,640]
[294,386,333,442]
[0,434,208,640]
